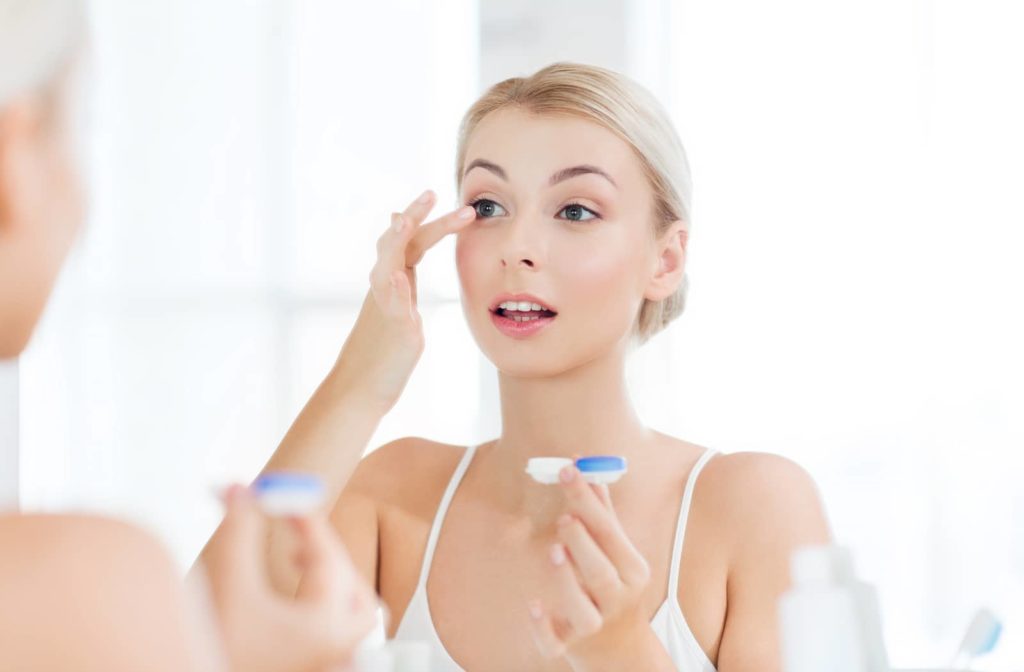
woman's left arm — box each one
[712,452,833,672]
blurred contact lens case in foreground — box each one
[526,456,628,485]
[251,472,326,516]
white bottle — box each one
[778,545,889,672]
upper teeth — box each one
[499,301,549,312]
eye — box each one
[465,198,601,223]
[558,202,600,223]
[467,198,507,219]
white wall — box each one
[19,0,479,568]
[668,0,1024,667]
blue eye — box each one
[558,202,599,222]
[466,198,601,223]
[467,198,507,219]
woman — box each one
[0,1,376,669]
[203,62,834,670]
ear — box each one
[643,220,688,302]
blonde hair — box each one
[454,61,694,346]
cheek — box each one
[455,231,487,300]
[554,236,646,316]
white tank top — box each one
[391,444,720,671]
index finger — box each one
[405,204,476,267]
[558,466,648,586]
[374,189,442,275]
[402,189,440,228]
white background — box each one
[10,0,1022,668]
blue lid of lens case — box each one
[252,472,324,492]
[251,472,326,515]
[575,456,627,473]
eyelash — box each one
[466,197,602,223]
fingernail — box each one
[457,206,475,220]
[417,189,433,204]
[559,466,575,483]
[550,543,566,566]
[392,213,404,231]
[528,600,543,620]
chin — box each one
[491,357,565,379]
[472,333,557,377]
[484,337,597,380]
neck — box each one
[480,347,656,523]
[495,352,652,458]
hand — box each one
[200,484,379,672]
[527,465,657,669]
[332,190,476,414]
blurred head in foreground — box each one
[0,0,87,358]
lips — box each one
[490,308,556,339]
[487,292,559,339]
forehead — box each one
[461,107,645,192]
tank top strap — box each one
[667,447,719,598]
[414,443,479,589]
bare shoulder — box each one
[701,451,826,504]
[698,450,834,587]
[0,512,179,597]
[0,512,174,569]
[683,452,834,669]
[700,451,832,549]
[342,436,470,516]
[0,514,193,672]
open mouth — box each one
[491,306,558,322]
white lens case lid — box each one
[525,457,574,484]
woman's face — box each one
[455,107,684,377]
[0,74,85,358]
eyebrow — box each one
[462,158,618,189]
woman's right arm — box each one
[194,190,476,598]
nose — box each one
[499,215,542,270]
